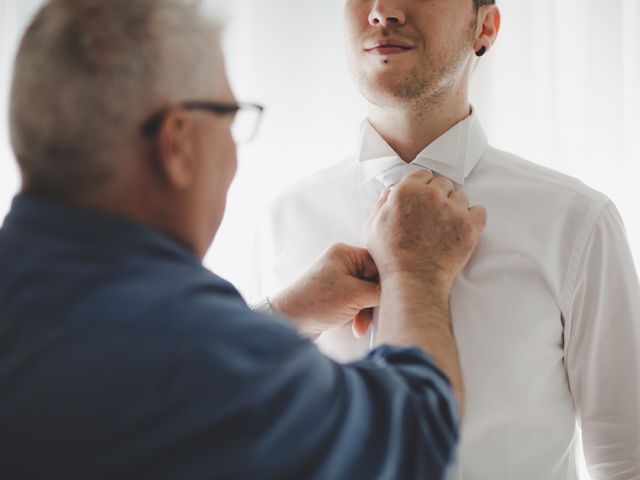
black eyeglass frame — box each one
[140,101,265,140]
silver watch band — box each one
[249,297,274,314]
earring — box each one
[475,46,487,57]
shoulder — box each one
[479,146,608,207]
[97,258,303,357]
[152,272,302,348]
[471,146,611,234]
[469,146,623,305]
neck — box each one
[367,91,471,163]
[63,175,208,259]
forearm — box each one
[375,275,464,419]
[268,290,322,339]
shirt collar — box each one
[358,109,488,188]
[3,193,202,267]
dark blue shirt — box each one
[0,194,458,479]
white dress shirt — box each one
[249,111,640,479]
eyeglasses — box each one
[140,101,265,144]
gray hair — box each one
[473,0,496,9]
[9,0,222,199]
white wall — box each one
[0,0,40,219]
[206,0,367,289]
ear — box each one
[154,110,196,190]
[474,5,501,55]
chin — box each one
[359,59,408,83]
[358,75,408,106]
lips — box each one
[364,40,413,55]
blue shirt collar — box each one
[3,193,202,267]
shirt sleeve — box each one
[150,317,459,480]
[247,343,460,480]
[564,200,640,479]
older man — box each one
[251,0,640,478]
[0,0,487,479]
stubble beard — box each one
[357,21,475,116]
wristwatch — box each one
[248,297,274,314]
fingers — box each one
[404,169,434,184]
[365,167,488,290]
[429,176,455,197]
[352,276,379,337]
[352,247,379,280]
[469,205,488,230]
[352,308,374,338]
[399,171,453,198]
[375,188,391,210]
[328,244,379,280]
[448,190,470,209]
[388,171,482,228]
[450,191,486,233]
[445,187,485,229]
[356,277,381,309]
[323,243,381,304]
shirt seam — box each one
[484,146,607,204]
[559,197,610,354]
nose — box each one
[368,0,406,27]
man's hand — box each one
[270,244,380,338]
[364,170,487,294]
[363,170,487,418]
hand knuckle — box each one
[424,186,440,201]
[393,184,412,201]
[327,243,346,256]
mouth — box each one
[364,40,414,56]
